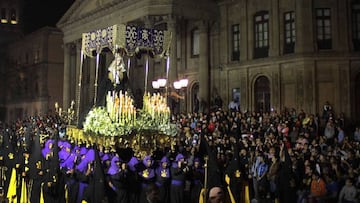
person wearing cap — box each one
[170,153,188,203]
[155,156,171,203]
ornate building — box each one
[4,27,64,122]
[57,0,360,125]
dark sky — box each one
[22,0,75,34]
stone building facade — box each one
[5,27,64,122]
[57,0,360,125]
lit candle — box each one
[55,102,59,112]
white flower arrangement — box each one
[83,107,132,137]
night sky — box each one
[22,0,75,34]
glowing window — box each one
[1,8,7,23]
[191,28,199,56]
[10,8,17,24]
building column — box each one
[75,40,82,124]
[89,58,95,105]
[63,43,71,109]
[295,0,314,53]
[198,21,210,110]
[336,0,350,51]
[269,0,280,57]
[167,16,177,85]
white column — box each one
[63,43,71,109]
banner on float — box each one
[81,24,171,58]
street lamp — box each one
[152,78,167,95]
[152,80,160,89]
[173,78,188,113]
[157,78,167,88]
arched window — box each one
[254,76,270,112]
[191,83,199,113]
[354,73,360,123]
[191,28,200,56]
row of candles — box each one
[106,90,136,124]
[55,100,76,124]
[143,92,170,124]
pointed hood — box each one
[199,135,222,189]
[226,138,241,179]
[91,146,106,202]
[29,128,42,177]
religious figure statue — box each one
[108,49,127,87]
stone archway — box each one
[254,76,271,112]
[191,82,199,113]
[355,73,360,123]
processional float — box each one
[60,24,177,157]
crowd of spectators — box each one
[0,103,359,203]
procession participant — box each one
[82,145,106,203]
[12,138,26,203]
[144,183,162,203]
[107,155,129,203]
[3,128,16,202]
[100,149,113,202]
[127,156,141,203]
[155,156,171,203]
[18,147,30,203]
[139,155,156,203]
[225,139,243,203]
[42,133,66,203]
[0,130,5,201]
[74,148,94,203]
[189,157,204,203]
[42,139,54,160]
[58,140,71,166]
[41,137,57,202]
[60,144,78,203]
[277,143,297,203]
[170,153,189,203]
[29,129,45,203]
